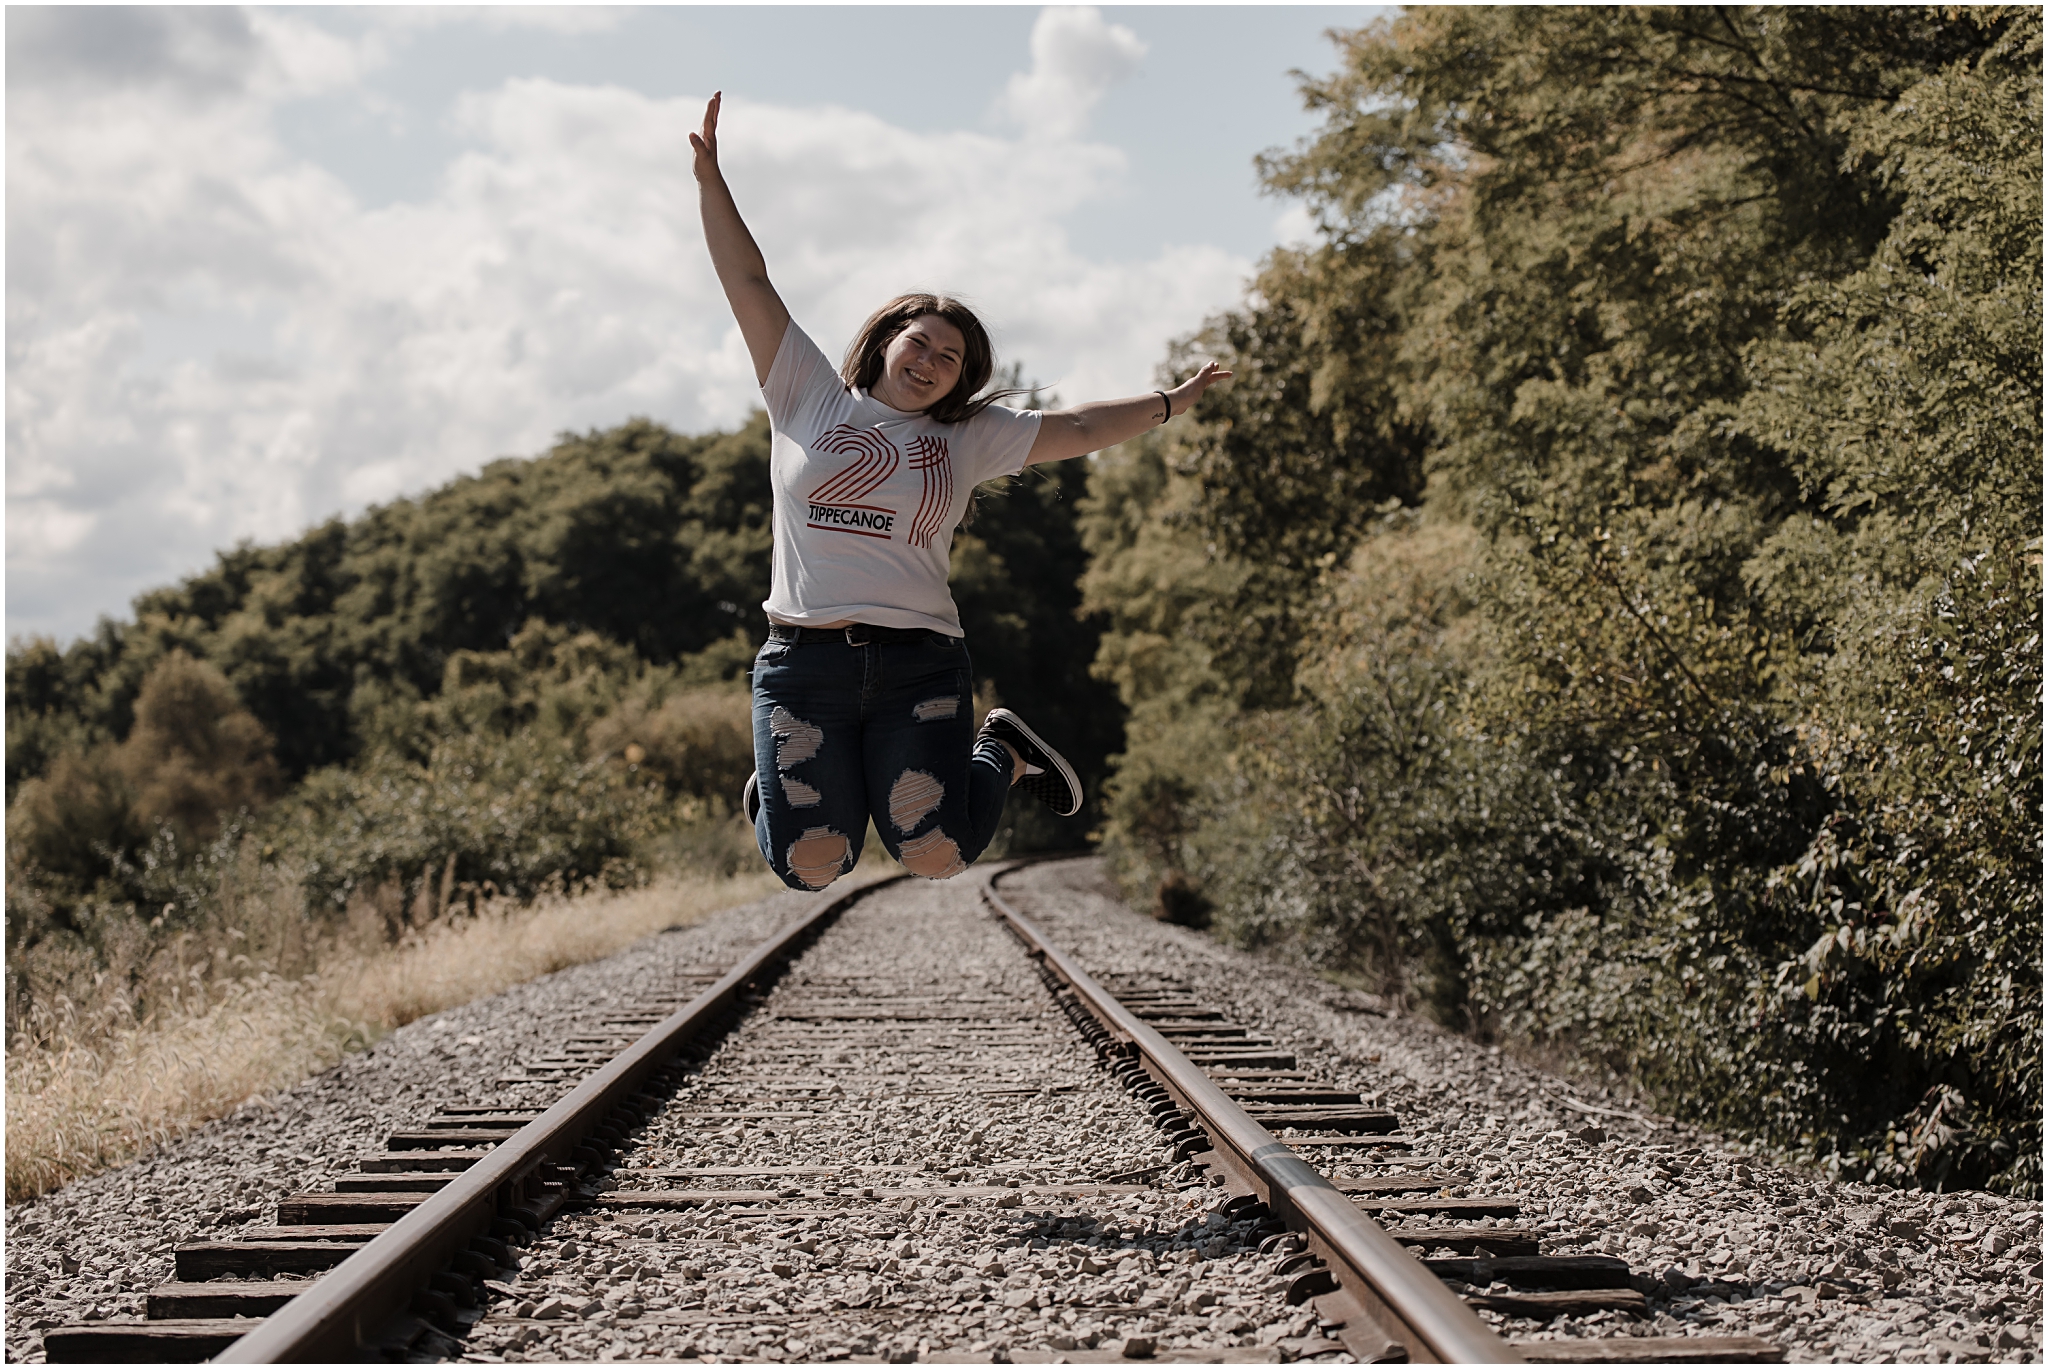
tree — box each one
[1086,5,2040,1191]
[6,651,280,911]
[116,651,282,844]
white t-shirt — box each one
[760,319,1042,635]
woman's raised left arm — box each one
[1023,360,1232,466]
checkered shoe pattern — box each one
[980,708,1083,817]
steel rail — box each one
[218,873,907,1363]
[984,874,1517,1365]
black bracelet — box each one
[1155,390,1172,425]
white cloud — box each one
[6,6,1248,643]
[996,6,1147,141]
[245,9,385,98]
[1273,201,1321,251]
[369,7,633,37]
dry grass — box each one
[5,858,823,1204]
[326,866,790,1033]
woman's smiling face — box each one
[872,314,966,413]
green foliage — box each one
[8,652,282,909]
[7,747,143,900]
[955,454,1124,847]
[584,685,756,808]
[279,730,665,917]
[118,651,284,844]
[286,617,757,913]
[1089,6,2040,1193]
[1078,431,1246,888]
[7,416,774,790]
[6,418,767,984]
[1724,12,2044,1193]
[1163,237,1427,706]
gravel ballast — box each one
[5,857,2040,1365]
[468,874,1327,1364]
[1003,859,2045,1365]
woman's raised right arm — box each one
[692,92,790,385]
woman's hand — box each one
[1024,360,1236,466]
[1166,360,1233,419]
[689,91,723,183]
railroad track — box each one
[37,860,1785,1364]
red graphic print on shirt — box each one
[906,436,952,549]
[806,425,900,539]
[802,425,955,547]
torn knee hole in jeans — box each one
[787,826,849,889]
[887,769,944,833]
[898,827,966,880]
[769,705,824,768]
[911,695,960,722]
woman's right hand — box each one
[689,92,722,183]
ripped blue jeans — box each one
[750,632,1014,890]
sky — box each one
[7,4,1385,645]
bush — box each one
[7,748,140,896]
[6,652,281,910]
[280,729,668,917]
[116,651,282,842]
[586,686,754,808]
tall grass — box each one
[5,853,796,1204]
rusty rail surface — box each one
[984,874,1517,1365]
[217,874,906,1363]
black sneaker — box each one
[742,770,761,824]
[981,708,1083,817]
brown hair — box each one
[839,293,1028,425]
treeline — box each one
[1082,6,2040,1195]
[7,412,1116,1001]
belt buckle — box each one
[844,624,869,647]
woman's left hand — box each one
[1166,360,1233,418]
[1023,359,1237,466]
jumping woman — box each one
[693,92,1229,891]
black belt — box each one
[767,622,943,646]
